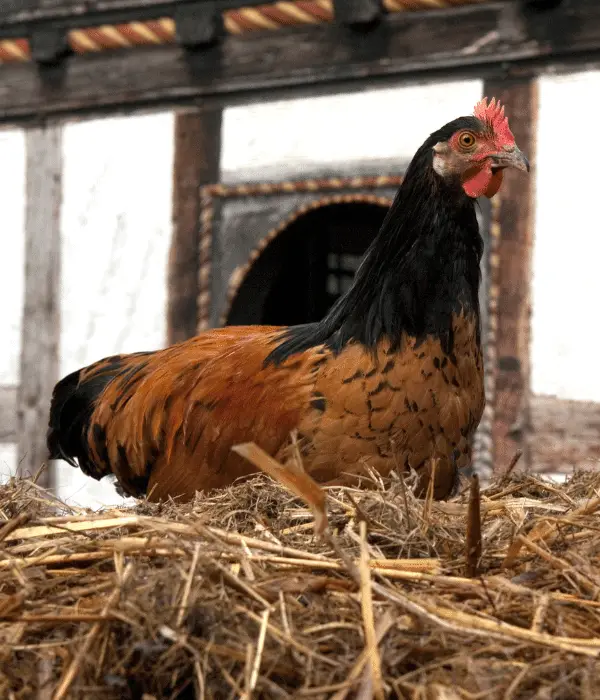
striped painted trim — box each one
[0,0,490,63]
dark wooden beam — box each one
[484,76,538,474]
[29,28,71,64]
[0,1,599,125]
[17,125,62,488]
[174,1,224,48]
[0,385,17,444]
[0,0,266,38]
[168,106,221,344]
[333,0,383,26]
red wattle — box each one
[462,165,503,199]
[484,169,504,198]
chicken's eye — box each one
[458,132,477,150]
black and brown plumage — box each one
[47,98,529,502]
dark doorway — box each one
[226,201,389,326]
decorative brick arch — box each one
[221,192,393,326]
[196,175,405,333]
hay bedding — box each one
[1,458,600,699]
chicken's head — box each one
[432,97,530,199]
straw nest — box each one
[2,449,600,699]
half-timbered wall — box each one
[0,113,174,507]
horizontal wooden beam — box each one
[0,1,598,125]
[0,0,266,37]
[0,385,17,443]
[333,0,383,26]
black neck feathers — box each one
[267,117,484,365]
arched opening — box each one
[225,200,389,326]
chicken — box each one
[47,97,529,503]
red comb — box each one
[473,97,515,145]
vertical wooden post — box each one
[17,124,63,489]
[168,106,222,344]
[482,77,538,473]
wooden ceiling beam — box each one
[332,0,383,27]
[0,0,266,38]
[0,0,598,125]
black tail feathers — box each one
[46,356,125,480]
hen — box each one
[47,98,529,502]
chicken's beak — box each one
[491,146,530,173]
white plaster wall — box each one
[532,72,600,401]
[222,80,483,183]
[0,129,25,483]
[55,112,175,508]
[0,130,25,387]
[0,114,175,508]
[59,112,175,376]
